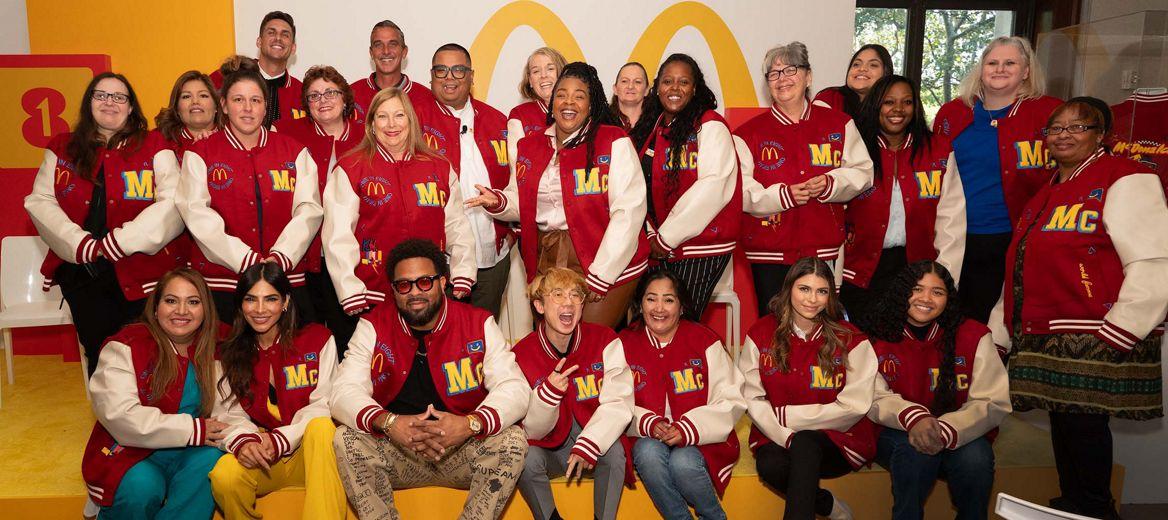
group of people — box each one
[22,8,1168,520]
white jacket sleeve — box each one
[936,333,1012,449]
[322,164,373,313]
[1098,173,1168,351]
[868,374,926,431]
[522,364,563,440]
[777,339,877,432]
[933,151,967,286]
[329,318,384,433]
[673,340,747,446]
[177,151,260,272]
[572,338,635,463]
[444,166,479,293]
[817,120,874,204]
[103,148,185,260]
[89,341,205,448]
[269,336,339,456]
[269,147,324,270]
[738,337,796,447]
[472,316,532,435]
[506,118,524,178]
[655,120,737,250]
[587,137,648,294]
[484,165,521,222]
[24,148,92,263]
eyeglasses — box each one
[93,90,130,104]
[306,89,343,103]
[546,289,585,304]
[1042,124,1100,136]
[765,65,806,81]
[431,65,472,79]
[391,274,441,294]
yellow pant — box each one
[210,417,347,520]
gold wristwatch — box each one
[467,414,483,435]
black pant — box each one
[652,254,731,321]
[56,261,145,377]
[959,233,1012,324]
[211,284,316,327]
[1049,412,1118,518]
[306,265,348,342]
[755,430,853,520]
[470,257,510,317]
[750,262,793,316]
[839,246,907,328]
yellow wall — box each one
[26,0,236,124]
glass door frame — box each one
[856,0,1037,89]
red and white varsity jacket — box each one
[81,323,242,507]
[738,316,879,469]
[322,145,476,313]
[506,99,549,171]
[514,322,634,465]
[176,125,323,291]
[870,320,1011,450]
[811,87,846,113]
[734,102,873,264]
[1107,91,1168,188]
[25,132,187,300]
[842,134,965,288]
[221,323,338,459]
[620,321,746,495]
[413,96,513,255]
[486,125,649,295]
[274,116,366,274]
[349,73,433,121]
[210,68,306,125]
[330,300,530,436]
[989,150,1168,353]
[640,110,742,259]
[163,127,219,166]
[933,95,1063,225]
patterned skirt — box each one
[1008,332,1163,420]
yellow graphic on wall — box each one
[0,56,109,170]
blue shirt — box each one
[953,100,1013,234]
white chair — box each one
[709,260,741,359]
[0,236,77,392]
[995,493,1100,520]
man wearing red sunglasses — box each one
[331,238,530,519]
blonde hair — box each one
[526,267,587,302]
[518,47,567,101]
[958,36,1046,107]
[347,87,443,163]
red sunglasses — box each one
[392,274,441,295]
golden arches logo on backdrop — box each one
[469,1,755,107]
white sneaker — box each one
[827,495,854,520]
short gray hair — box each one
[371,20,405,46]
[762,41,812,101]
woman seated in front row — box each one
[620,270,746,520]
[864,260,1010,520]
[81,268,232,520]
[738,257,879,520]
[209,262,347,520]
[512,267,634,520]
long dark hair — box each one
[551,62,618,176]
[155,70,221,143]
[768,257,850,374]
[219,263,299,405]
[862,260,963,415]
[836,44,894,118]
[68,72,148,183]
[608,62,648,128]
[631,53,718,166]
[856,75,932,182]
[140,268,219,415]
[630,268,696,326]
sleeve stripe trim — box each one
[357,406,382,433]
[272,430,291,457]
[938,420,958,449]
[675,417,698,445]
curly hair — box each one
[219,262,299,405]
[631,54,718,191]
[387,238,451,281]
[768,257,850,374]
[552,62,620,175]
[862,260,963,414]
[302,65,356,120]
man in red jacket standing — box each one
[331,238,530,520]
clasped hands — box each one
[907,416,946,455]
[377,405,475,462]
[788,174,828,205]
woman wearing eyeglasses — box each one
[322,87,475,326]
[177,59,323,324]
[26,72,187,376]
[507,47,567,166]
[989,98,1168,519]
[274,66,367,344]
[735,42,873,315]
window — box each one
[856,1,1033,119]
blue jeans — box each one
[632,437,726,520]
[876,428,995,520]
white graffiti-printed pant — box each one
[334,424,528,520]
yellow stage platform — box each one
[0,355,1123,519]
